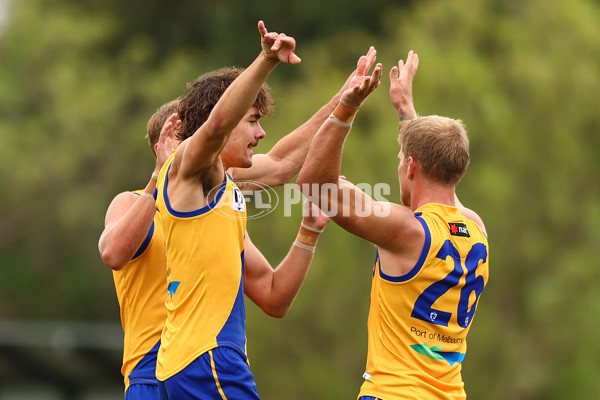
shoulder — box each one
[101,191,140,227]
[109,191,139,207]
[459,206,487,238]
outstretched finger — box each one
[372,63,383,86]
[389,65,399,86]
[401,50,419,81]
[363,46,377,74]
[258,20,268,37]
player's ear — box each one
[407,156,417,180]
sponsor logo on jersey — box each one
[448,222,470,237]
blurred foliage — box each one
[0,0,599,399]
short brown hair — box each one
[146,99,180,155]
[398,116,470,185]
[176,67,274,141]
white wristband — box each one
[301,222,323,234]
[151,172,159,180]
[294,240,316,253]
[329,114,352,128]
[340,98,360,109]
[139,192,154,200]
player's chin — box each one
[239,153,253,169]
[245,149,255,166]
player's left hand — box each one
[155,112,182,172]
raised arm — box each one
[98,113,179,270]
[229,47,378,189]
[243,200,329,317]
[297,50,424,250]
[389,50,419,121]
[175,21,301,180]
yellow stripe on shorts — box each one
[209,350,228,400]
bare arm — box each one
[229,48,378,189]
[98,191,156,270]
[98,113,180,270]
[389,50,419,121]
[175,21,301,181]
[243,200,329,318]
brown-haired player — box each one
[152,21,328,399]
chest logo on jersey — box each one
[232,187,245,213]
[449,222,470,237]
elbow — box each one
[263,302,292,319]
[99,247,126,271]
[266,308,289,319]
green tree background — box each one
[0,0,598,398]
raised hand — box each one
[348,46,378,88]
[302,198,330,232]
[389,50,419,120]
[338,46,378,95]
[155,112,181,172]
[258,20,301,65]
[340,60,383,109]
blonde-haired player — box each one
[297,50,489,400]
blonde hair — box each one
[398,115,470,185]
[146,99,180,156]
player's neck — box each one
[409,182,456,211]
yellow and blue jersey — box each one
[155,155,248,381]
[359,203,489,400]
[112,190,167,391]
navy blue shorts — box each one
[125,383,160,399]
[158,346,260,400]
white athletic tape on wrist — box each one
[329,114,352,128]
[293,240,316,253]
[301,222,323,234]
[340,98,360,109]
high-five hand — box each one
[341,51,383,109]
[389,50,419,120]
[155,112,181,172]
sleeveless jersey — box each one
[155,155,248,381]
[112,190,167,390]
[358,203,489,400]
